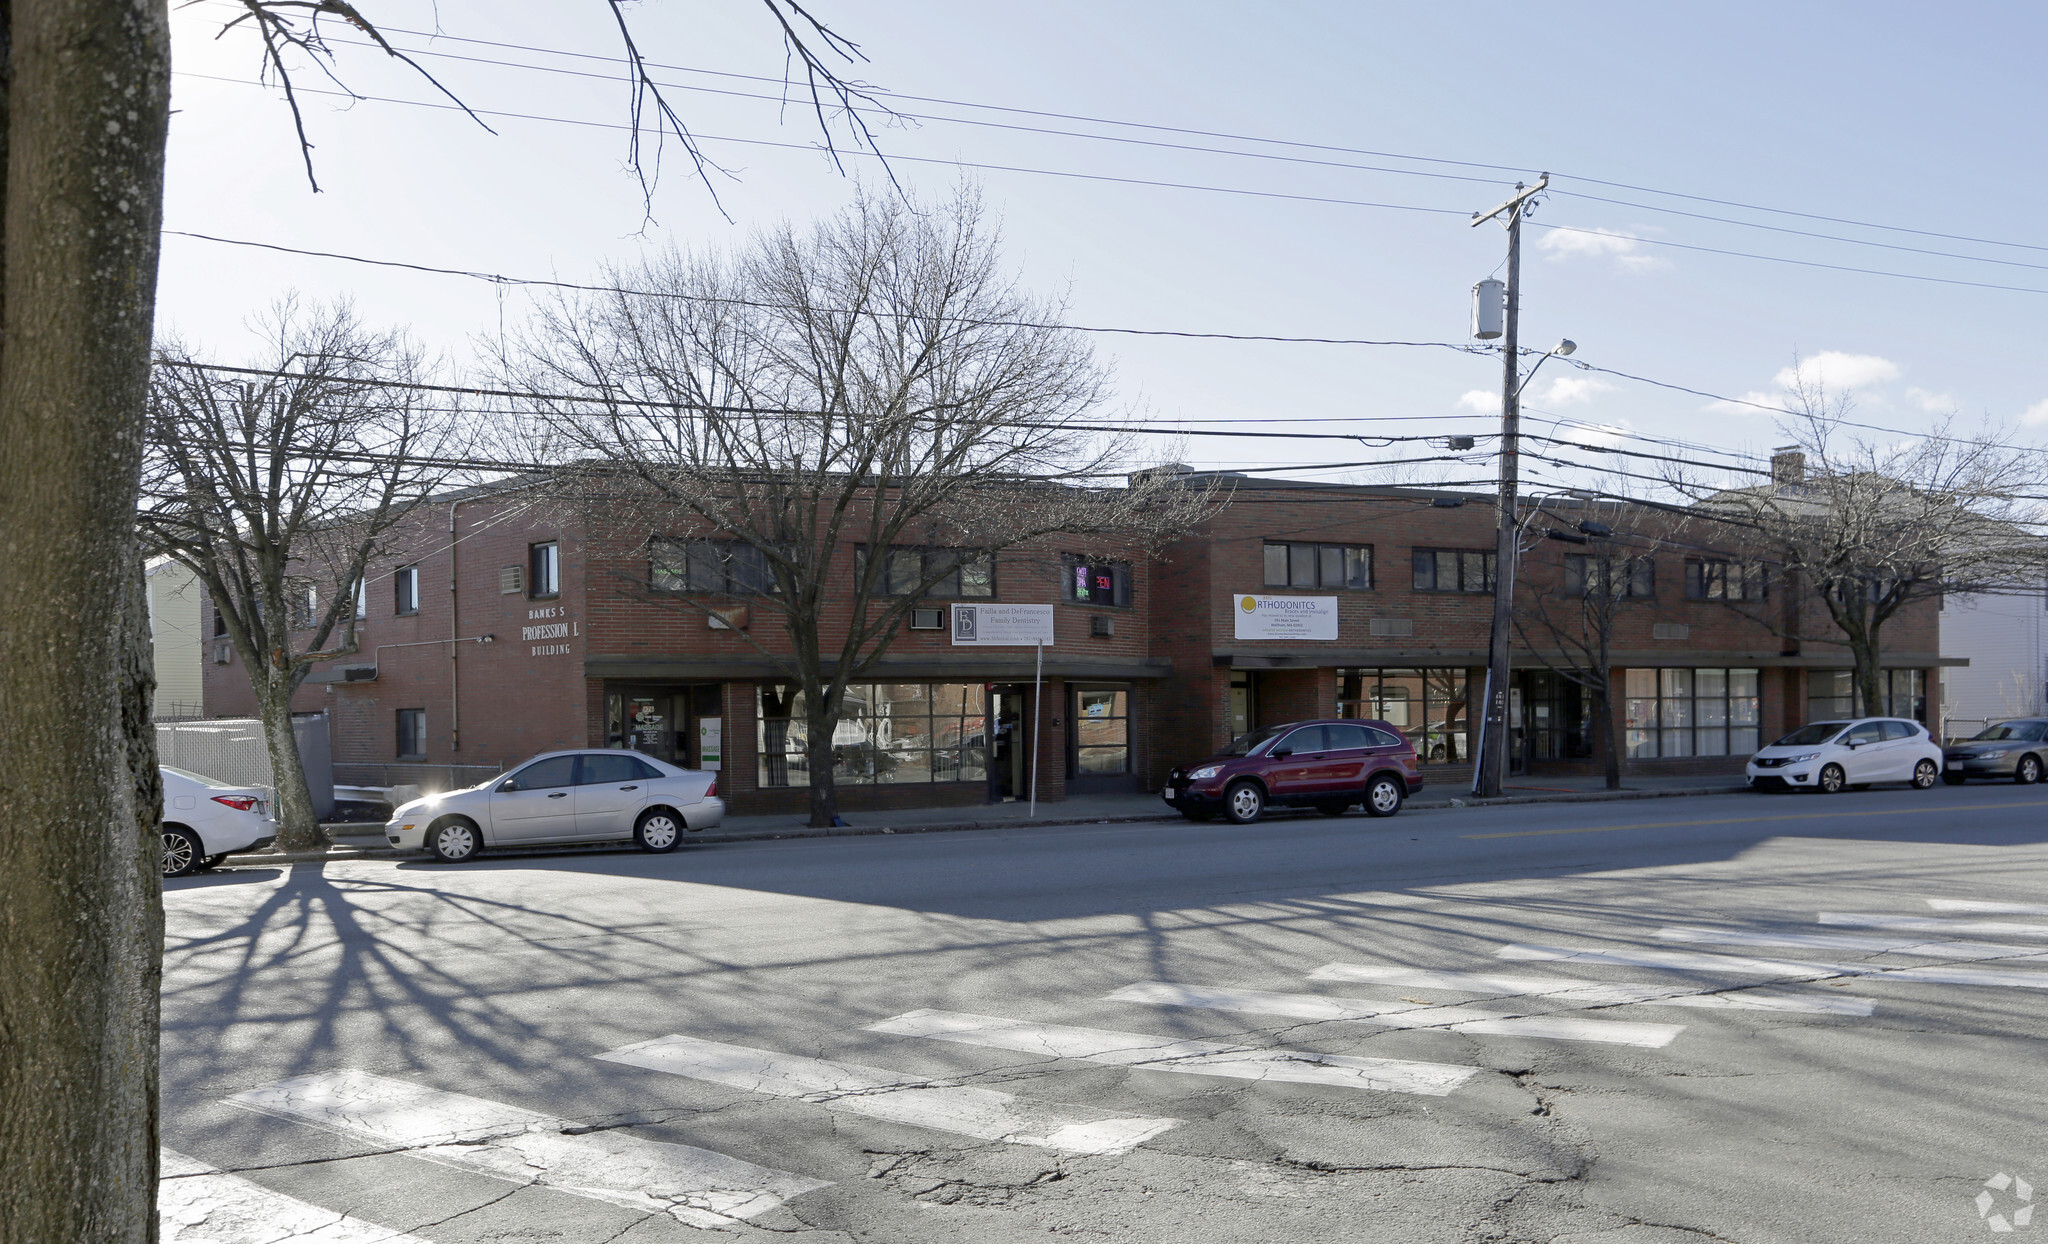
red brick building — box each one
[202,475,1951,812]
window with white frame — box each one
[529,541,560,599]
[394,565,419,615]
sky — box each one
[158,1,2048,494]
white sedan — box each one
[1746,717,1943,793]
[385,749,724,862]
[161,766,277,876]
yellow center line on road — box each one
[1460,800,2048,840]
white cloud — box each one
[1905,386,1955,412]
[1771,352,1901,392]
[1537,376,1616,407]
[1551,419,1633,449]
[1705,390,1785,418]
[2022,398,2048,427]
[1536,226,1667,272]
[1456,389,1499,413]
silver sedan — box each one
[385,749,724,862]
[1942,719,2048,785]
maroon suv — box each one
[1163,719,1424,823]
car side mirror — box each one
[1271,747,1293,758]
[498,780,518,792]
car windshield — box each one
[1218,725,1290,757]
[1972,722,2048,742]
[160,764,234,787]
[1773,722,1848,747]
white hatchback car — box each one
[161,765,277,876]
[1746,718,1943,793]
[385,749,724,862]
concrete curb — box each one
[221,783,1755,866]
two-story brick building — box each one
[201,473,1953,813]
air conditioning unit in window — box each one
[1089,615,1115,638]
[212,641,232,665]
[498,566,524,594]
[909,608,944,630]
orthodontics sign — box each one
[1232,593,1338,640]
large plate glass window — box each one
[1624,668,1760,758]
[1337,668,1469,761]
[758,683,987,787]
[1806,668,1924,722]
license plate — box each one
[1944,761,1959,770]
[1162,790,1177,804]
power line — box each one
[160,230,1482,353]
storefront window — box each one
[1072,686,1131,775]
[1624,668,1760,758]
[757,683,987,787]
[1338,668,1469,762]
[1807,669,1924,722]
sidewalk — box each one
[289,772,1748,863]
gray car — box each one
[1942,719,2048,785]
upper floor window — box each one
[1564,554,1654,599]
[289,583,318,630]
[351,577,366,619]
[394,565,420,615]
[650,538,777,595]
[855,545,995,598]
[1413,547,1495,594]
[529,541,561,599]
[1064,556,1132,608]
[1686,558,1766,602]
[1263,542,1371,590]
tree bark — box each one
[0,2,172,1238]
[804,689,841,827]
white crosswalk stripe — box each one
[160,1149,428,1243]
[1305,964,1875,1016]
[865,1008,1479,1095]
[1499,943,2048,988]
[1820,912,2048,937]
[596,1032,1180,1155]
[226,1070,830,1229]
[1927,899,2048,914]
[1104,980,1686,1047]
[1658,925,2048,961]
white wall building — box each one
[1939,586,2048,738]
[147,558,206,720]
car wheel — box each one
[1817,763,1846,794]
[1911,759,1938,790]
[160,827,203,878]
[2018,755,2043,785]
[427,817,481,863]
[1317,802,1351,817]
[1942,773,1967,786]
[1223,781,1265,824]
[1364,775,1405,817]
[634,809,683,853]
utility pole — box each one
[1470,174,1548,799]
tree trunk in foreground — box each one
[0,1,172,1239]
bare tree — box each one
[1513,502,1670,789]
[508,187,1213,827]
[139,299,464,850]
[1693,372,2048,718]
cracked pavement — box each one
[160,782,2048,1241]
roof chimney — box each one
[1771,446,1806,486]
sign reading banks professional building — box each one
[1233,594,1338,641]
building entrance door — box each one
[607,684,724,768]
[988,684,1029,802]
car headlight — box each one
[1188,765,1223,781]
[1778,752,1820,763]
[1979,749,2010,759]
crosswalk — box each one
[166,891,2048,1240]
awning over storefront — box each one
[1213,649,1964,669]
[585,655,1175,682]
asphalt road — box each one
[160,781,2048,1243]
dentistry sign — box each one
[1233,594,1338,640]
